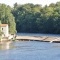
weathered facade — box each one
[0,24,9,37]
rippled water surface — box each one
[0,41,60,60]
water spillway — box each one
[16,36,60,43]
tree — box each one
[0,4,16,34]
[12,2,60,34]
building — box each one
[0,24,9,37]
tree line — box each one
[0,4,16,34]
[0,2,60,34]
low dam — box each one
[16,36,60,43]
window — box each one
[2,28,3,30]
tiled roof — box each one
[0,24,8,27]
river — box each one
[0,33,60,60]
[17,33,60,37]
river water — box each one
[0,33,60,60]
[17,33,60,37]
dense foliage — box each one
[12,2,60,34]
[0,4,16,34]
[0,2,60,34]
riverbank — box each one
[16,36,60,43]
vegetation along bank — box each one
[0,2,60,34]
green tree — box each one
[12,2,60,34]
[0,4,16,34]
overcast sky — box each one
[0,0,60,7]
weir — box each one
[16,36,60,43]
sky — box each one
[0,0,60,7]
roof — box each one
[0,24,8,27]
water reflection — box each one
[0,41,60,60]
[0,41,12,50]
